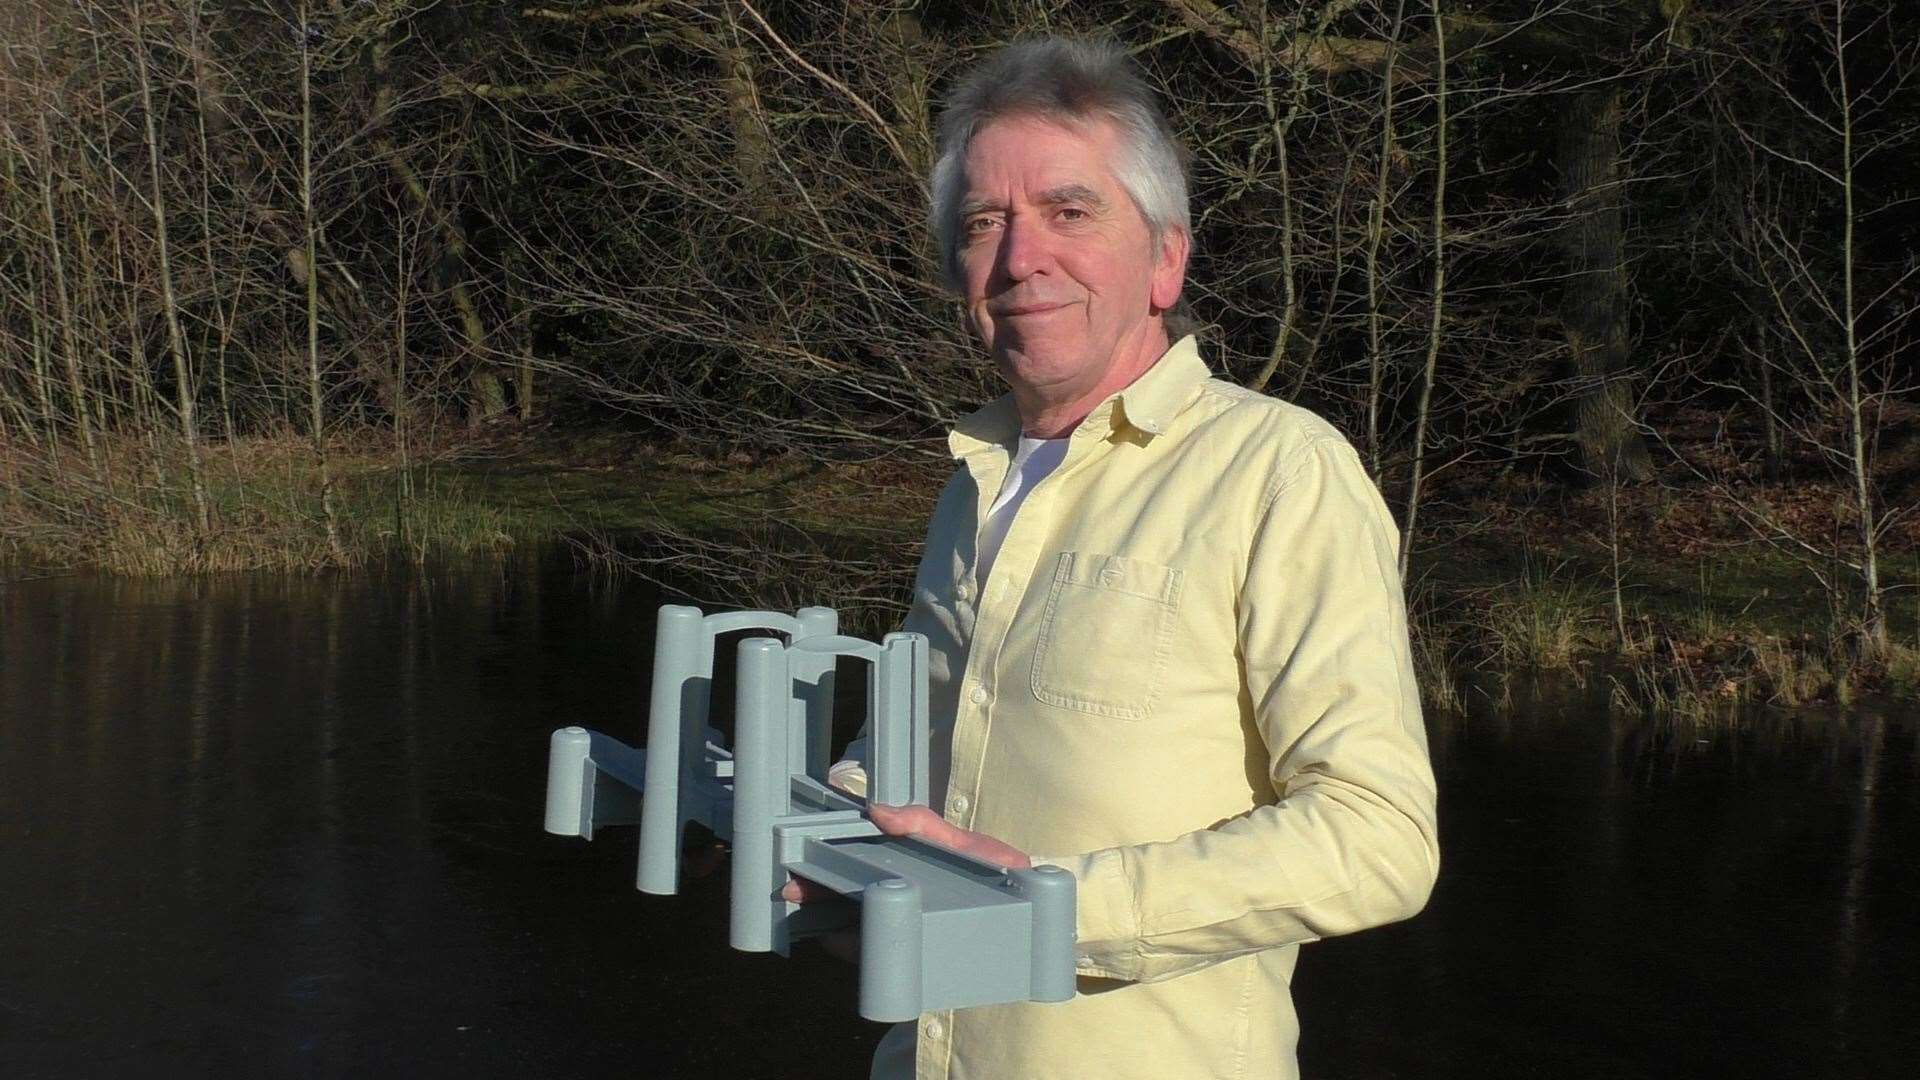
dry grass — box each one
[1475,559,1611,675]
[566,519,916,640]
[1,432,512,575]
[1887,642,1920,697]
[1748,637,1836,707]
[8,428,1915,719]
[1606,637,1744,725]
[1407,585,1467,715]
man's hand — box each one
[867,802,1033,870]
[781,803,1031,905]
[779,804,1031,962]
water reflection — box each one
[2,556,1915,1079]
[1299,697,1919,1079]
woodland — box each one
[1,1,1915,709]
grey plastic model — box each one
[543,603,1078,1022]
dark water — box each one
[2,550,1914,1079]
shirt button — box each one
[951,794,970,815]
[925,1017,945,1040]
[1075,955,1095,969]
[969,686,988,705]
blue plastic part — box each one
[542,604,1078,1022]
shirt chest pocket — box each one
[1029,551,1185,721]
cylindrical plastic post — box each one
[792,607,839,779]
[544,727,592,836]
[858,877,925,1022]
[1014,865,1078,1002]
[883,633,931,806]
[638,605,704,895]
[869,653,909,808]
[730,638,788,952]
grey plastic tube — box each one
[638,604,704,895]
[858,877,925,1022]
[729,637,789,952]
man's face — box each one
[954,114,1185,405]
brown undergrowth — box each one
[6,422,1914,718]
[0,429,511,574]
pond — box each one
[2,548,1914,1078]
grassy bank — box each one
[1405,469,1920,720]
[1,431,518,573]
[4,428,1914,717]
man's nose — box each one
[996,213,1050,282]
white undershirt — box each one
[826,435,1067,798]
[976,435,1069,588]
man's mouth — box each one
[993,301,1075,317]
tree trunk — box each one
[1400,0,1448,581]
[722,33,773,218]
[1246,6,1318,395]
[1365,0,1409,473]
[134,0,212,534]
[34,109,99,476]
[1832,14,1886,661]
[371,23,507,427]
[1558,87,1652,483]
[299,2,343,560]
[186,0,236,442]
[1757,332,1783,481]
[516,303,535,423]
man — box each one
[797,37,1439,1080]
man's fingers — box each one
[867,802,953,842]
[781,874,839,903]
[866,802,1031,869]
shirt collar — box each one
[948,335,1210,461]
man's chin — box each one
[994,347,1091,390]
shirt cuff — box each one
[1028,847,1139,981]
[825,757,868,798]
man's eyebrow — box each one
[1037,183,1108,209]
[957,185,1108,217]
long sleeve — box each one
[1033,435,1440,984]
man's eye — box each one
[1057,207,1088,222]
[965,216,999,234]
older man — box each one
[805,37,1439,1080]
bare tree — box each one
[132,0,211,533]
[1698,0,1919,658]
[1400,0,1448,580]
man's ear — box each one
[1150,227,1190,312]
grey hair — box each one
[929,37,1190,290]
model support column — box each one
[543,726,593,836]
[1014,865,1078,1002]
[789,607,839,780]
[730,637,791,953]
[868,632,930,808]
[858,877,925,1022]
[637,604,705,895]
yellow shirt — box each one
[841,335,1439,1080]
